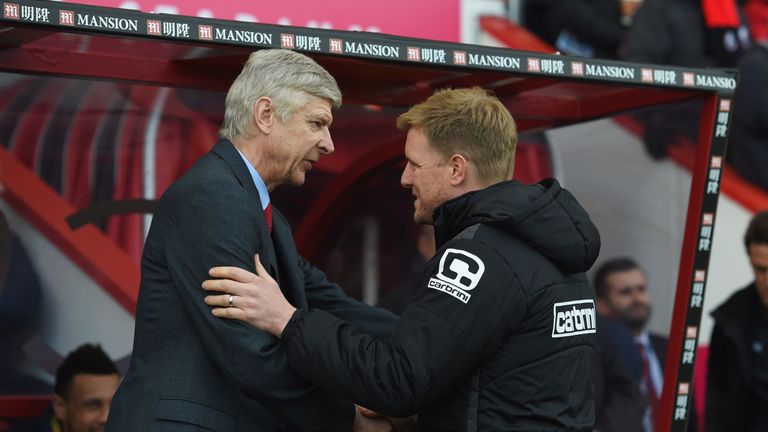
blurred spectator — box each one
[377,225,435,315]
[621,0,751,67]
[728,0,768,190]
[3,343,120,432]
[50,344,120,432]
[594,315,646,432]
[595,258,665,431]
[0,228,49,395]
[622,0,750,182]
[550,0,642,59]
[522,0,558,45]
[707,211,768,432]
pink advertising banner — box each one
[68,0,461,41]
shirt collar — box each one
[236,148,270,210]
[635,331,651,347]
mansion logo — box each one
[4,3,19,19]
[551,300,597,338]
[427,248,485,304]
[198,24,213,40]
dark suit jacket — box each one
[105,139,396,431]
[595,316,646,432]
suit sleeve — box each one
[301,257,397,339]
[160,181,353,430]
[282,239,525,417]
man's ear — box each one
[52,394,67,422]
[253,96,275,134]
[448,153,468,186]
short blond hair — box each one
[396,87,518,183]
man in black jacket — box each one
[728,1,768,190]
[105,49,396,432]
[707,210,768,432]
[204,88,601,431]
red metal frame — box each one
[657,94,719,431]
[0,147,139,315]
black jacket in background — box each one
[621,0,749,67]
[282,179,601,431]
[707,283,765,432]
[728,45,768,191]
[594,316,646,432]
[550,0,625,59]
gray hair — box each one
[219,49,342,140]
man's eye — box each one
[83,400,102,410]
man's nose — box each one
[318,127,334,155]
[99,404,111,424]
[401,167,412,188]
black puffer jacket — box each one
[282,179,601,431]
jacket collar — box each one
[211,138,262,200]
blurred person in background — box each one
[595,258,665,431]
[707,211,768,432]
[727,0,768,190]
[621,0,751,167]
[621,0,751,67]
[0,230,48,396]
[551,0,643,59]
[49,344,120,432]
[593,314,646,432]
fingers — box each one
[204,294,238,308]
[202,278,245,295]
[210,305,247,321]
[208,265,255,283]
[357,406,382,418]
[254,254,276,283]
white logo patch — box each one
[427,248,485,304]
[551,300,597,338]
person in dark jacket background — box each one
[621,0,751,67]
[707,210,768,432]
[203,87,601,431]
[551,0,641,59]
[594,315,646,432]
[728,0,768,190]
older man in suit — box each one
[105,49,396,432]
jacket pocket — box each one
[155,398,236,432]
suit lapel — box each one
[211,139,259,197]
[211,139,280,278]
[270,209,308,309]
